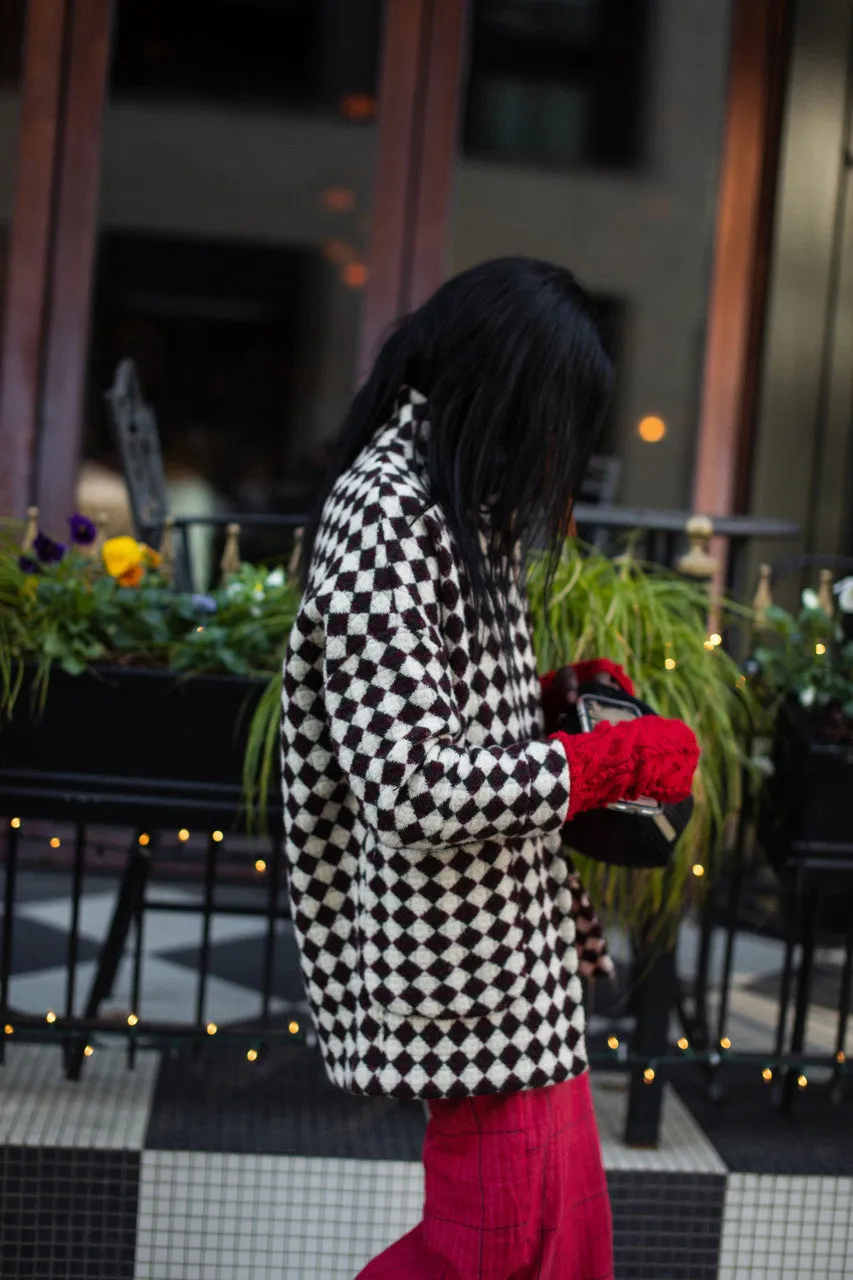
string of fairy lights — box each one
[4,816,288,1061]
[5,809,848,1084]
[0,1012,845,1086]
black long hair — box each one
[301,256,614,630]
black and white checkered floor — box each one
[1,870,852,1279]
[5,868,308,1029]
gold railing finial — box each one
[160,517,176,584]
[220,522,242,582]
[818,568,834,618]
[21,507,39,553]
[753,564,773,629]
[677,515,716,579]
[287,527,304,586]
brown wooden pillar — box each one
[692,0,792,525]
[0,0,69,519]
[0,0,111,531]
[359,0,430,374]
[404,0,469,313]
[359,0,468,374]
[34,0,112,534]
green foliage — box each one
[749,592,853,726]
[2,514,761,938]
[242,672,285,833]
[0,524,300,718]
[527,546,759,940]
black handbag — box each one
[557,681,695,869]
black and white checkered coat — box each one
[281,389,589,1099]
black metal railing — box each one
[0,791,299,1078]
[0,505,813,1147]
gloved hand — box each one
[540,659,635,733]
[551,716,700,821]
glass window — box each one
[82,0,381,575]
[456,0,733,510]
[110,0,379,116]
[464,0,650,170]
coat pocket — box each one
[358,839,528,1020]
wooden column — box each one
[359,0,431,374]
[404,0,469,312]
[34,0,112,534]
[0,0,69,519]
[692,0,792,524]
[359,0,468,374]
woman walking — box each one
[281,258,699,1278]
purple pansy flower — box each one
[191,594,218,614]
[33,531,65,564]
[68,513,97,546]
[18,556,39,575]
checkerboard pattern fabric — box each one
[281,388,590,1100]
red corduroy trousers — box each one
[356,1072,613,1280]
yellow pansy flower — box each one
[103,536,143,580]
[103,536,162,586]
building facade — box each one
[0,0,850,567]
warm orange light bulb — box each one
[638,415,666,443]
[322,187,357,213]
[341,94,376,120]
[341,262,368,288]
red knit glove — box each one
[551,717,700,821]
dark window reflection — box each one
[0,0,26,87]
[110,0,380,117]
[464,0,650,169]
[85,1,381,566]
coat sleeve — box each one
[322,561,571,853]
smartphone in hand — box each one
[575,692,663,818]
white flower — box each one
[265,568,285,589]
[799,686,816,708]
[833,576,853,613]
[750,754,775,778]
[801,588,820,612]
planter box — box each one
[761,701,853,865]
[0,665,278,828]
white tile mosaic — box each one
[0,1042,158,1149]
[720,1173,853,1280]
[592,1073,728,1173]
[136,1151,424,1280]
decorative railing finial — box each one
[160,517,176,584]
[220,523,242,582]
[818,568,834,618]
[21,507,39,553]
[753,564,773,629]
[288,527,304,586]
[677,515,716,580]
